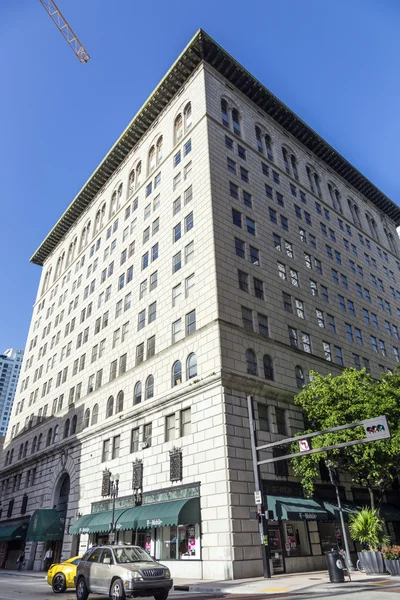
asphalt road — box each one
[1,574,400,600]
[0,574,219,600]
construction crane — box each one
[39,0,90,63]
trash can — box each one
[326,550,345,583]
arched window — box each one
[5,451,9,466]
[328,184,342,213]
[295,366,305,389]
[63,419,70,439]
[156,136,163,164]
[134,381,142,405]
[18,444,24,460]
[306,166,315,193]
[366,213,379,241]
[37,433,43,450]
[148,146,156,174]
[53,425,59,444]
[186,353,197,379]
[174,114,183,144]
[221,99,229,128]
[290,155,299,181]
[128,169,135,193]
[314,173,322,198]
[110,192,117,218]
[246,349,258,376]
[385,229,397,255]
[117,184,123,209]
[100,203,106,228]
[136,162,142,189]
[265,134,273,161]
[353,204,361,228]
[106,396,114,418]
[145,375,154,399]
[172,361,182,386]
[9,449,14,464]
[116,391,124,413]
[231,109,241,137]
[94,209,101,235]
[255,127,263,154]
[71,415,77,435]
[32,436,37,453]
[91,404,99,425]
[282,148,290,173]
[83,408,90,429]
[23,441,28,458]
[46,428,53,447]
[184,102,192,131]
[263,355,274,380]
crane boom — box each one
[39,0,90,63]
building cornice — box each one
[30,29,400,266]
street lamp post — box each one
[109,473,120,543]
[326,461,354,571]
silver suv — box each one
[75,545,173,600]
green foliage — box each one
[291,368,400,504]
[348,508,389,551]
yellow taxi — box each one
[47,556,81,593]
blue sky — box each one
[1,0,400,350]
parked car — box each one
[47,556,81,593]
[75,545,173,600]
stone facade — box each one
[1,31,400,578]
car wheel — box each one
[52,572,67,593]
[154,591,169,600]
[110,578,126,600]
[76,577,89,600]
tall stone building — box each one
[1,30,400,577]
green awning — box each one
[266,495,329,521]
[70,508,128,535]
[0,523,28,542]
[26,509,65,542]
[322,501,400,523]
[116,498,201,531]
[381,504,400,522]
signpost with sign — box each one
[246,395,391,578]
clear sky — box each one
[1,0,400,350]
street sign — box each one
[363,415,390,440]
[299,439,310,452]
[254,491,262,505]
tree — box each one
[291,367,400,509]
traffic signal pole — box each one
[247,395,271,578]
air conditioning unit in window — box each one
[139,441,148,450]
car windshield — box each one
[113,547,154,564]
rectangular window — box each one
[246,217,256,235]
[147,335,156,358]
[181,408,191,436]
[166,414,176,442]
[232,209,242,227]
[102,439,110,462]
[254,278,264,299]
[109,360,117,381]
[172,252,182,273]
[282,292,293,313]
[288,327,298,348]
[275,407,287,435]
[242,307,253,330]
[186,310,196,335]
[301,332,311,353]
[136,342,144,365]
[172,283,182,307]
[238,270,249,292]
[138,309,146,330]
[257,313,269,337]
[173,197,181,216]
[334,346,344,366]
[148,301,157,323]
[230,181,239,199]
[323,342,332,361]
[172,319,182,343]
[235,238,245,258]
[130,428,139,453]
[112,435,120,459]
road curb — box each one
[174,581,400,595]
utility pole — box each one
[326,461,354,571]
[247,395,271,578]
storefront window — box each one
[159,524,199,560]
[318,521,343,553]
[282,521,310,557]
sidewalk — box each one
[174,570,400,595]
[0,569,46,578]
